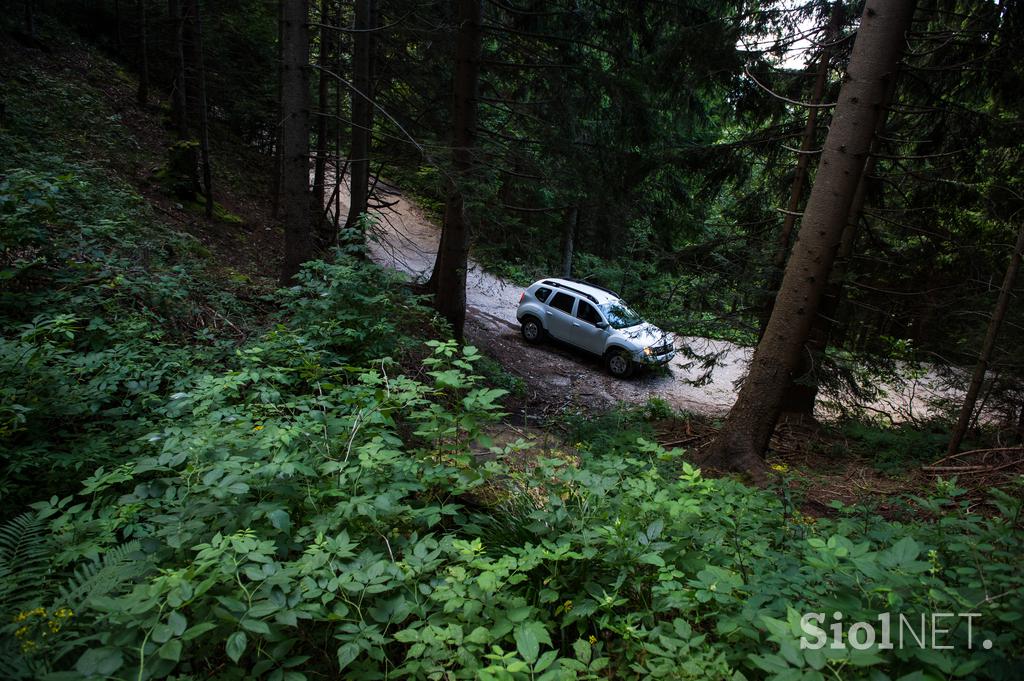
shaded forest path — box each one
[332,174,953,421]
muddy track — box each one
[329,174,957,420]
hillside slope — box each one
[1,27,1021,681]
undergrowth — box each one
[843,421,953,476]
[1,24,1022,681]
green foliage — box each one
[473,354,527,399]
[2,141,1022,680]
[0,513,48,612]
[7,388,1022,679]
[0,153,249,508]
[3,7,1023,680]
[571,252,757,346]
[843,421,950,476]
[160,140,202,199]
[564,405,656,458]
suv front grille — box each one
[650,343,674,356]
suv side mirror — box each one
[595,321,609,329]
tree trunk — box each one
[947,223,1024,455]
[136,0,149,106]
[561,206,577,278]
[344,0,374,237]
[778,72,901,418]
[758,2,844,339]
[429,0,481,342]
[272,0,284,218]
[168,0,188,137]
[181,0,201,127]
[166,0,200,199]
[700,0,917,483]
[334,18,344,233]
[312,0,333,250]
[186,0,213,218]
[279,0,314,284]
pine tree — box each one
[701,0,918,481]
[280,0,314,284]
[429,0,482,341]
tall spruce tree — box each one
[280,0,314,283]
[429,0,482,341]
[702,0,918,481]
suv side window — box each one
[576,300,602,325]
[549,292,575,314]
[535,287,552,303]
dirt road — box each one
[332,176,954,420]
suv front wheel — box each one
[520,316,544,344]
[605,348,634,378]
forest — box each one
[0,0,1022,678]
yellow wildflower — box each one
[13,607,46,623]
[588,635,598,645]
[253,424,264,431]
[770,463,789,473]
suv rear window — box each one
[549,292,575,314]
[535,287,552,303]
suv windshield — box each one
[599,301,643,329]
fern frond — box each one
[0,640,38,681]
[0,511,49,613]
[56,540,147,610]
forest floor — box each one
[334,175,961,425]
[23,30,953,430]
[16,33,986,511]
[5,35,287,299]
[330,177,998,513]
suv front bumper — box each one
[635,348,676,366]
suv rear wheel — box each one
[520,316,543,344]
[605,348,634,378]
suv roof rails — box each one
[541,279,600,305]
[566,278,619,299]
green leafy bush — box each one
[843,421,950,475]
[4,377,1022,680]
[2,29,1021,681]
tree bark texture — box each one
[561,206,578,278]
[313,0,333,250]
[272,0,284,218]
[344,0,374,234]
[779,72,901,417]
[280,0,314,284]
[700,0,917,482]
[168,0,188,137]
[430,0,482,342]
[758,2,844,339]
[334,21,344,232]
[947,223,1024,455]
[185,0,213,218]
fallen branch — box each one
[927,446,1024,468]
[659,435,708,448]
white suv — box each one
[516,278,676,378]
